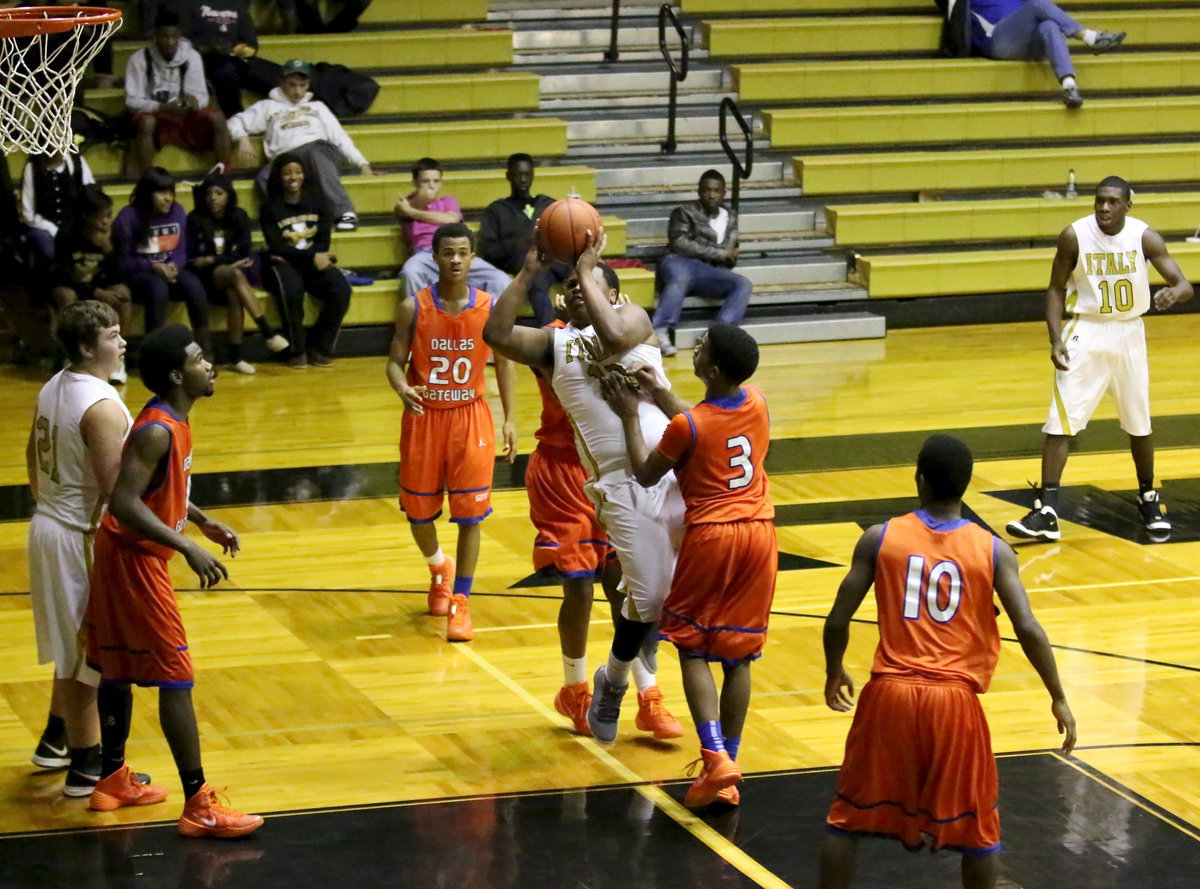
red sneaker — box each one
[634,686,684,739]
[683,749,742,809]
[427,556,455,616]
[89,764,169,811]
[554,681,593,736]
[178,784,264,838]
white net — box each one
[0,8,122,156]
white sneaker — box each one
[228,360,256,375]
[335,214,358,232]
[656,329,677,357]
[109,359,127,385]
[264,334,290,353]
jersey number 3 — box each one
[903,555,961,623]
[726,435,753,489]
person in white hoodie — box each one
[227,59,375,232]
[124,8,231,176]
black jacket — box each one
[477,193,555,274]
[187,172,253,265]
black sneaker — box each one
[1007,501,1061,541]
[1062,84,1083,109]
[1138,490,1171,533]
[31,736,69,769]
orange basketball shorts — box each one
[84,527,194,688]
[400,397,495,524]
[826,676,1001,855]
[526,445,612,577]
[660,519,777,663]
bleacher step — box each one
[672,312,884,348]
[538,68,725,96]
[595,158,787,190]
[623,208,817,239]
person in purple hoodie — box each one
[113,167,211,355]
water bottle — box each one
[1066,169,1077,199]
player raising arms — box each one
[599,324,775,810]
[387,223,517,642]
[483,236,683,744]
[84,324,262,838]
[820,435,1075,889]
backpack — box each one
[311,63,380,117]
[70,105,134,151]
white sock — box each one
[605,652,631,687]
[1080,29,1098,45]
[631,655,656,692]
[1062,75,1078,89]
[562,654,587,686]
[424,547,446,567]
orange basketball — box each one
[536,198,603,265]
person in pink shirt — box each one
[394,158,511,298]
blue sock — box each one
[453,576,473,597]
[698,720,725,752]
[724,735,741,761]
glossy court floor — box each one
[1,316,1198,888]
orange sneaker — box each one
[178,784,264,838]
[89,764,169,811]
[447,593,473,641]
[715,784,740,807]
[427,556,455,616]
[634,686,684,739]
[683,749,742,809]
[554,681,593,736]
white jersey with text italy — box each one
[1068,214,1151,320]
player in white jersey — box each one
[485,234,685,744]
[1008,176,1192,542]
[26,302,132,797]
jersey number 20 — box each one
[726,435,753,489]
[429,356,472,385]
[903,555,961,623]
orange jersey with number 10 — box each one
[654,385,773,525]
[407,285,494,410]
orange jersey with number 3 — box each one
[872,511,1001,693]
[654,385,773,525]
[407,285,494,409]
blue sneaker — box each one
[586,665,627,743]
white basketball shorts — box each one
[1043,316,1151,438]
[27,514,100,684]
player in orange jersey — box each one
[820,434,1076,889]
[387,223,517,642]
[600,323,774,809]
[84,324,263,839]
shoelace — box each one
[685,757,706,778]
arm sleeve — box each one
[238,3,258,47]
[313,203,334,253]
[123,52,159,114]
[726,208,740,251]
[233,209,254,260]
[185,212,204,263]
[184,49,209,106]
[667,206,726,264]
[78,156,96,186]
[317,104,368,167]
[654,411,696,465]
[226,99,268,141]
[167,208,189,269]
[113,209,155,276]
[476,203,504,266]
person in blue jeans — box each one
[652,170,751,357]
[969,0,1125,108]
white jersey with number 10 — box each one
[1067,214,1151,320]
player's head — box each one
[698,170,726,214]
[561,262,621,326]
[139,324,213,400]
[506,153,535,198]
[268,152,308,200]
[153,8,183,61]
[432,223,475,286]
[56,301,123,372]
[916,434,973,505]
[1095,175,1132,235]
[694,323,759,386]
[278,59,313,102]
[76,184,113,232]
[412,158,442,197]
[132,167,176,218]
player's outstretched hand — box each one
[825,669,855,712]
[184,543,229,590]
[1050,340,1070,372]
[1052,698,1077,756]
[599,368,639,418]
[200,519,240,557]
[502,420,518,463]
[575,228,607,276]
[399,384,428,415]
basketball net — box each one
[0,7,122,156]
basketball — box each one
[537,197,604,265]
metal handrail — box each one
[719,96,753,215]
[658,4,689,154]
[604,0,620,62]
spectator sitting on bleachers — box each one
[228,59,373,232]
[968,0,1125,108]
[50,186,132,383]
[124,8,233,175]
[113,166,212,357]
[652,170,751,357]
[395,157,511,299]
[19,151,95,267]
[186,170,289,375]
[279,0,372,34]
[179,0,259,118]
[477,152,558,326]
[259,153,351,370]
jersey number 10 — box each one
[1097,278,1135,314]
[903,555,962,623]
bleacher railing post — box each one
[719,97,753,216]
[658,4,689,154]
[605,0,620,62]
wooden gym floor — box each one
[0,316,1198,887]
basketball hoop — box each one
[0,6,122,156]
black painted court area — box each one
[3,754,1197,889]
